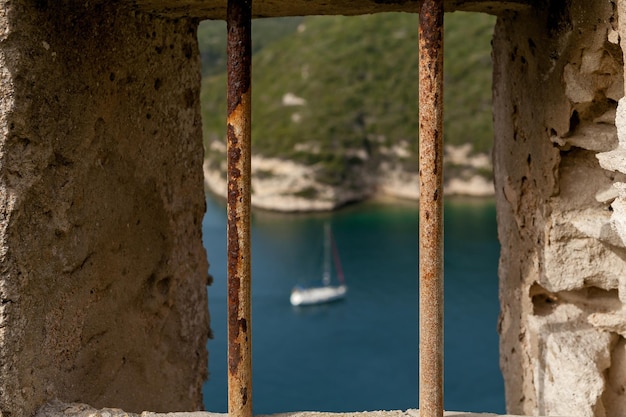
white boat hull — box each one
[290,284,347,306]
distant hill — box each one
[197,17,304,77]
[199,12,496,210]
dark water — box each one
[201,195,504,414]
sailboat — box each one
[290,223,347,306]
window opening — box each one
[224,1,446,417]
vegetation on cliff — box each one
[199,12,496,203]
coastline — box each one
[204,158,495,213]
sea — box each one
[201,193,505,414]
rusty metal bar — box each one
[418,0,444,416]
[226,1,253,417]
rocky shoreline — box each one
[203,144,494,212]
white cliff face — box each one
[204,156,366,212]
[204,143,494,212]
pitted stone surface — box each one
[0,2,209,416]
[493,0,626,415]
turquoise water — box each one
[202,195,504,414]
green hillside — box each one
[200,12,495,186]
[197,17,304,77]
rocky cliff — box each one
[203,143,493,211]
[200,13,495,211]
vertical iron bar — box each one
[418,1,444,417]
[226,1,253,417]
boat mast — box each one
[331,229,345,285]
[323,222,331,286]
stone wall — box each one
[0,2,210,416]
[2,1,626,417]
[493,0,626,415]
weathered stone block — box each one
[494,0,626,415]
[0,2,209,416]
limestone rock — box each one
[597,98,626,174]
[204,143,494,212]
[493,0,626,415]
[528,304,616,417]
